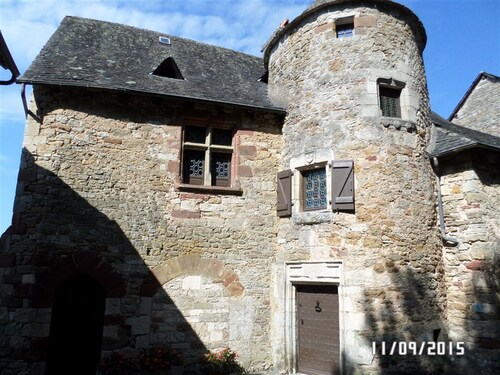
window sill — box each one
[176,183,243,196]
[292,210,332,225]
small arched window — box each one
[152,57,184,80]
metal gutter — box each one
[432,157,459,246]
[0,31,20,85]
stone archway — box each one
[29,251,126,372]
[45,273,106,375]
[32,251,126,308]
[139,254,244,297]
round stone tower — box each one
[265,1,445,373]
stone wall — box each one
[0,85,283,374]
[439,149,500,375]
[450,74,500,136]
[266,2,445,374]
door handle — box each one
[301,318,304,326]
[315,301,322,312]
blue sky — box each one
[0,0,499,233]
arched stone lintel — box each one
[144,255,244,297]
[32,251,126,307]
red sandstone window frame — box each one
[178,123,241,195]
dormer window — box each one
[152,57,183,80]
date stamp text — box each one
[372,341,465,356]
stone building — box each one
[426,72,500,374]
[0,1,498,375]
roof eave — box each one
[16,80,287,115]
[427,143,500,159]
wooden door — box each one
[296,284,340,375]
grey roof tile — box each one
[427,111,500,157]
[18,16,284,113]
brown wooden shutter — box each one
[331,160,354,211]
[277,169,292,217]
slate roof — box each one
[448,72,500,122]
[427,111,500,158]
[18,16,284,113]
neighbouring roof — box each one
[18,16,284,113]
[262,0,426,66]
[448,72,500,136]
[0,31,20,85]
[427,111,500,158]
[449,72,499,121]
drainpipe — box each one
[21,83,29,117]
[432,157,459,246]
[21,83,41,122]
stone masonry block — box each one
[226,282,244,297]
[315,22,334,34]
[105,298,121,315]
[139,297,153,315]
[238,145,257,157]
[238,165,253,177]
[354,15,377,28]
[151,265,169,285]
[182,275,202,290]
[199,258,225,279]
[171,210,201,219]
[126,316,150,335]
[21,323,50,337]
[164,258,182,281]
[177,254,201,274]
[167,160,179,173]
[221,269,239,287]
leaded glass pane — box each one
[212,128,232,146]
[183,149,204,185]
[211,153,231,187]
[336,23,354,38]
[185,126,206,144]
[303,168,327,210]
[379,87,401,118]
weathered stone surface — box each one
[1,2,498,375]
[450,73,500,135]
[439,150,500,373]
[267,3,446,374]
[0,86,282,373]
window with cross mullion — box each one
[182,125,233,187]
